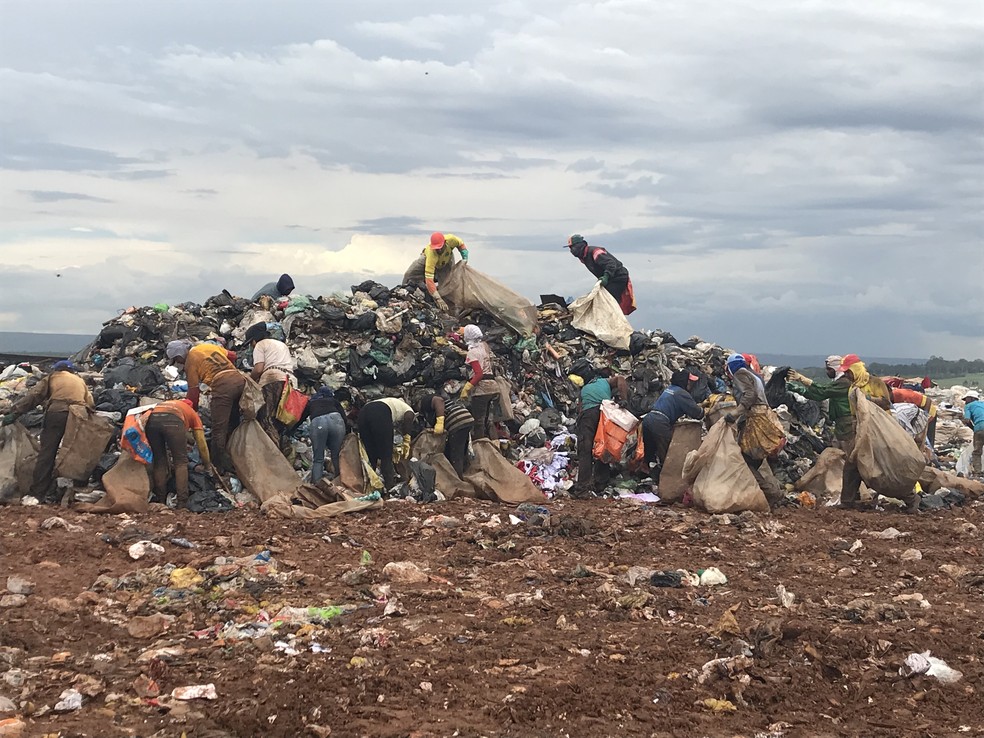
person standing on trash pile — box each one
[725,353,784,506]
[459,324,501,440]
[245,322,296,449]
[891,386,938,450]
[962,391,984,477]
[168,340,244,474]
[642,370,704,481]
[418,392,475,478]
[787,356,853,448]
[564,234,636,315]
[305,387,347,483]
[145,399,210,509]
[2,360,93,504]
[570,366,629,498]
[358,397,415,489]
[403,232,468,312]
[836,353,919,512]
[251,274,295,303]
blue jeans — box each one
[310,412,346,482]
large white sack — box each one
[569,282,633,350]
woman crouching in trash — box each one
[458,324,501,440]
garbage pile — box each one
[1,266,854,512]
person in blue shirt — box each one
[642,370,704,481]
[963,390,984,476]
[571,367,628,498]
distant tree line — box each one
[800,356,984,381]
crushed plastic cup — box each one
[900,651,962,684]
[171,684,218,700]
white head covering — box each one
[825,355,843,371]
[463,324,483,347]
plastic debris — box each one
[900,652,963,684]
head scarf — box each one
[166,339,192,361]
[51,360,76,373]
[277,274,295,295]
[825,355,843,371]
[845,361,871,388]
[463,324,484,347]
[726,353,747,377]
[314,386,335,400]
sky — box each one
[1,0,981,359]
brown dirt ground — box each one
[1,499,982,738]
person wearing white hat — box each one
[962,390,984,476]
[786,355,853,446]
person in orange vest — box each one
[403,232,469,311]
[145,399,210,508]
[564,234,636,315]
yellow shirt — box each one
[424,234,466,284]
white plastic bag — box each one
[569,282,633,350]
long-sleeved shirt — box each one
[14,371,93,414]
[577,246,629,285]
[423,235,466,292]
[649,385,704,425]
[185,344,237,390]
[793,377,853,438]
[891,387,935,416]
[732,367,768,413]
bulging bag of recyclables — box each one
[850,389,925,498]
[440,263,538,337]
[569,282,633,350]
[683,419,769,514]
[592,400,640,463]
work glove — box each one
[1,413,16,427]
[459,382,474,401]
[434,294,449,312]
[400,434,412,460]
[787,370,812,386]
[598,274,610,287]
[724,414,737,425]
[434,417,445,435]
[460,248,469,263]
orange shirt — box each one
[891,388,930,409]
[153,400,204,431]
[185,344,236,388]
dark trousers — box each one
[604,276,628,305]
[742,453,783,506]
[575,407,610,494]
[146,412,189,504]
[927,415,937,449]
[445,426,472,478]
[358,402,397,489]
[210,371,245,473]
[470,394,497,440]
[260,381,286,448]
[642,415,673,473]
[31,409,69,501]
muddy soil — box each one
[1,499,982,738]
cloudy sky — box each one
[1,0,981,359]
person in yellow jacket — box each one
[403,232,469,311]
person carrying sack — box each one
[2,360,93,503]
[403,232,469,311]
[144,399,211,508]
[168,340,245,474]
[245,322,296,449]
[569,366,628,498]
[835,354,918,513]
[725,353,784,507]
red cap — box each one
[836,353,861,373]
[429,232,445,249]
